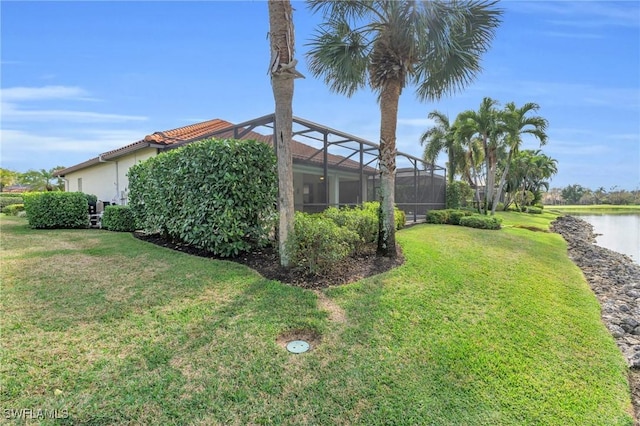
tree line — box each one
[0,167,65,192]
[547,184,640,205]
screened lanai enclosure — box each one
[193,114,446,223]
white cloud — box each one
[0,85,148,123]
[1,102,148,123]
[1,85,91,101]
[0,128,145,155]
[515,2,640,28]
[544,139,610,156]
[471,80,640,110]
[541,31,603,39]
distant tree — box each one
[0,168,19,191]
[504,149,556,210]
[307,0,502,256]
[561,184,587,205]
[18,166,65,192]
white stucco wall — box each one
[64,148,157,204]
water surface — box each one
[576,214,640,264]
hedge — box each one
[102,205,136,232]
[361,201,406,231]
[287,212,359,274]
[0,196,23,209]
[459,215,502,230]
[128,138,277,257]
[426,209,501,230]
[23,192,88,229]
[2,203,25,216]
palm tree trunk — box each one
[377,79,401,257]
[481,136,491,215]
[491,150,513,214]
[268,0,302,267]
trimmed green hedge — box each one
[426,209,450,224]
[128,138,277,257]
[23,192,88,229]
[426,209,501,230]
[102,205,136,232]
[0,196,23,209]
[2,203,25,216]
[459,215,502,230]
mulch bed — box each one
[133,232,404,289]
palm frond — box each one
[414,0,503,101]
[306,17,371,97]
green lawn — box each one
[0,214,633,425]
[547,204,640,215]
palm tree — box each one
[19,166,65,192]
[307,0,502,256]
[491,101,547,214]
[504,149,557,210]
[420,110,464,184]
[268,0,304,267]
[455,97,502,214]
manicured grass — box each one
[548,205,640,215]
[0,214,633,425]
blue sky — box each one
[1,1,639,191]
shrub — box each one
[23,192,88,229]
[287,212,359,275]
[128,138,277,257]
[395,208,406,230]
[2,203,25,216]
[362,202,406,231]
[446,180,473,209]
[526,207,543,214]
[426,209,449,224]
[84,193,98,205]
[102,205,136,231]
[0,196,23,209]
[323,206,378,247]
[459,215,502,230]
[447,209,473,225]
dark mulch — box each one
[133,232,404,289]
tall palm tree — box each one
[268,0,304,267]
[307,0,502,256]
[491,101,547,214]
[455,97,502,214]
[420,110,463,184]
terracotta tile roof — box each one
[56,118,375,176]
[143,119,234,144]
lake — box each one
[576,214,640,264]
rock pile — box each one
[551,215,640,368]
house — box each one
[55,114,446,219]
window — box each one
[77,178,82,192]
